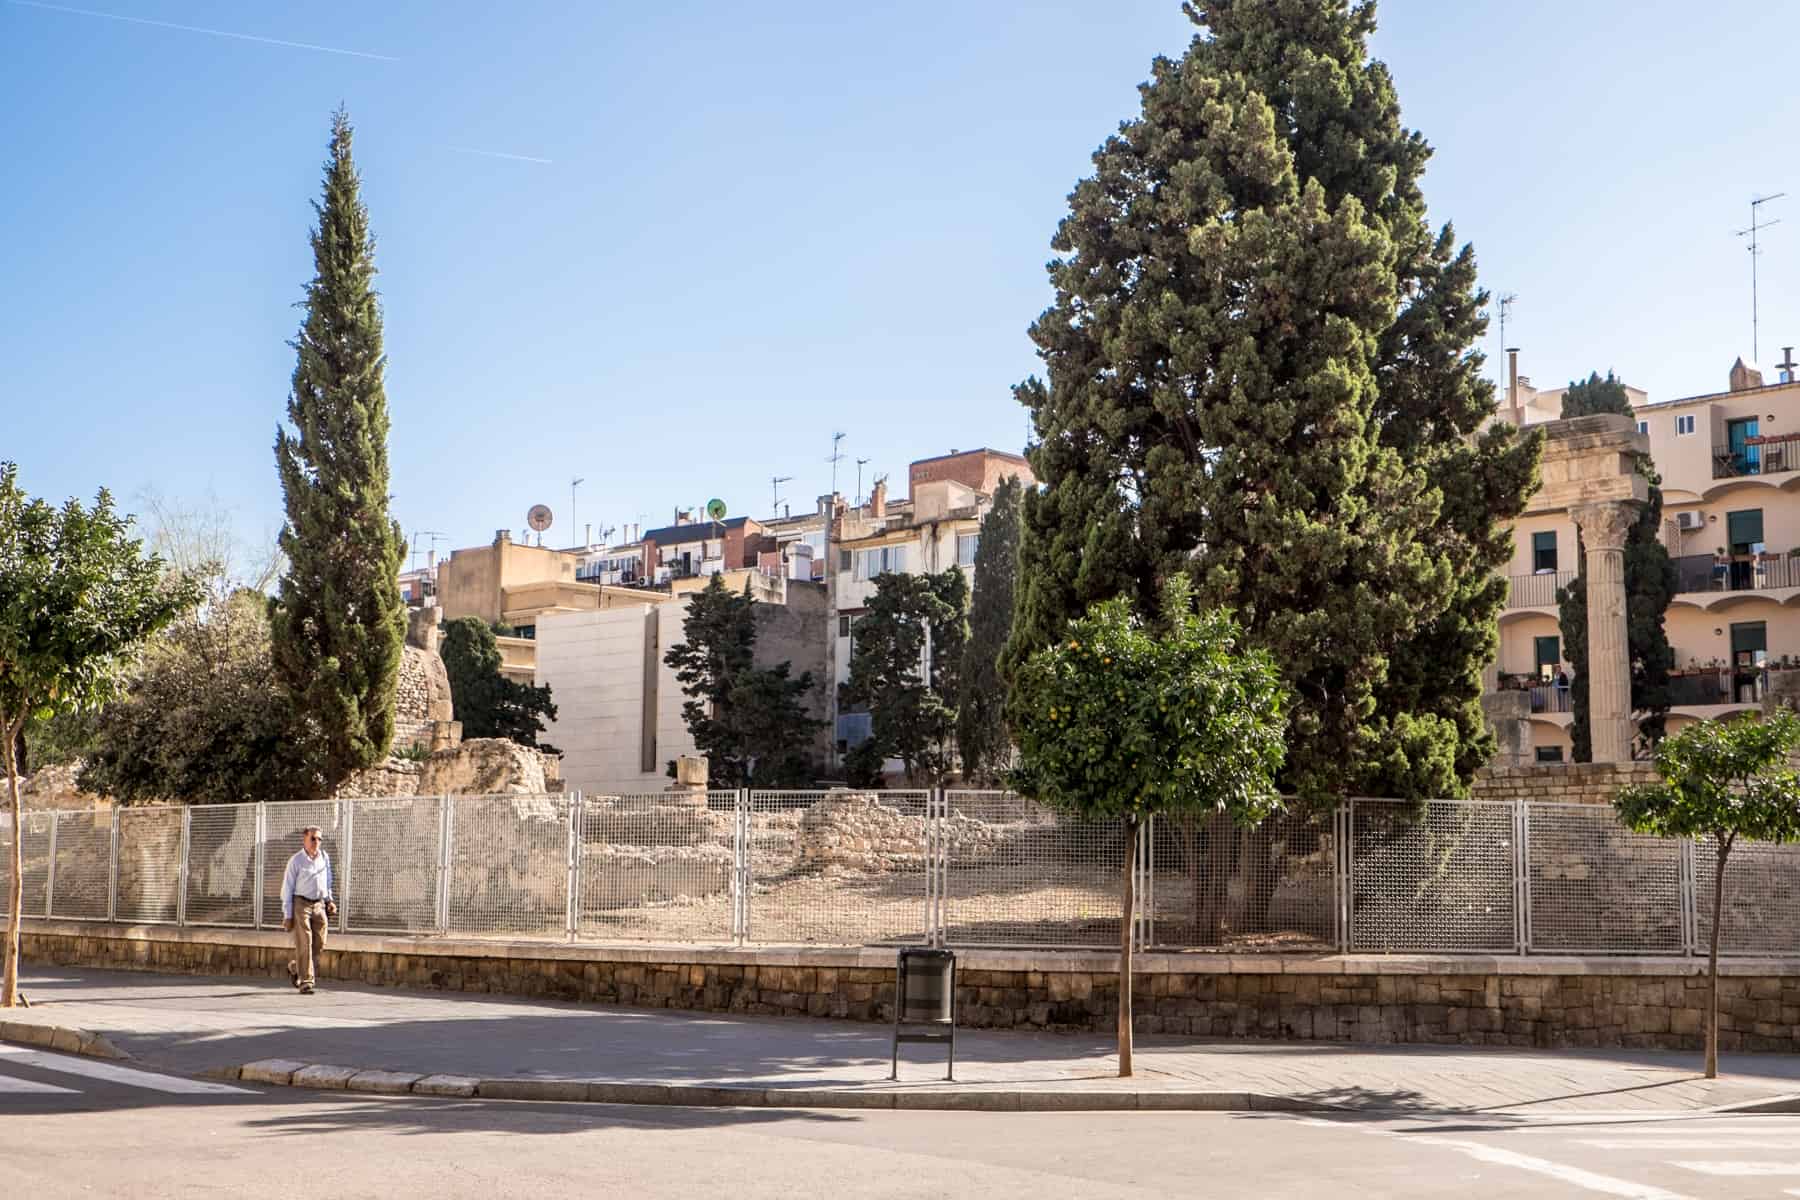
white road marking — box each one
[1579,1139,1800,1150]
[1671,1162,1800,1177]
[1414,1138,1694,1200]
[0,1045,249,1094]
[0,1074,79,1094]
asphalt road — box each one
[3,1046,1797,1198]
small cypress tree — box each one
[957,477,1025,784]
[269,109,407,797]
[1556,373,1676,759]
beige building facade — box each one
[1495,353,1800,761]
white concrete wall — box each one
[535,604,698,796]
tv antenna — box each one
[1496,292,1517,372]
[771,475,792,513]
[855,458,871,505]
[1737,193,1785,363]
[827,431,846,497]
[409,529,446,571]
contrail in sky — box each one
[449,147,554,165]
[7,0,398,61]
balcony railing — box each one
[1673,553,1800,594]
[1665,667,1778,707]
[1506,570,1577,608]
[1713,435,1799,479]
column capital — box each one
[1570,500,1638,552]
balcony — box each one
[1505,570,1577,608]
[1712,432,1800,479]
[1673,552,1800,595]
[1665,666,1783,707]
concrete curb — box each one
[1710,1091,1800,1114]
[0,1018,131,1063]
[215,1059,1339,1112]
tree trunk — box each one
[1118,814,1135,1078]
[2,718,23,1009]
[1705,835,1732,1080]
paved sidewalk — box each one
[7,967,1799,1113]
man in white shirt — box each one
[281,826,337,995]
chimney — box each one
[495,528,512,545]
[1506,348,1520,414]
[426,548,436,570]
[1779,346,1797,385]
[1730,357,1765,392]
[870,478,888,518]
[584,522,592,547]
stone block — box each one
[292,1064,360,1089]
[347,1070,425,1095]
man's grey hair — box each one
[300,826,324,838]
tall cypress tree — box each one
[270,109,407,797]
[1005,1,1540,805]
[957,476,1025,784]
[1556,373,1676,760]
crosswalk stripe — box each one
[0,1074,79,1095]
[1671,1162,1800,1177]
[1409,1138,1693,1199]
[0,1045,249,1095]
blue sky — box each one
[3,1,1795,567]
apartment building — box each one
[830,449,1034,752]
[1495,350,1800,761]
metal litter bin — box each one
[890,947,956,1080]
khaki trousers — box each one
[290,898,330,987]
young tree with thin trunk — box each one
[1616,712,1800,1078]
[0,463,198,1006]
[1010,579,1287,1075]
[958,477,1024,785]
[269,108,407,799]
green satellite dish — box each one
[706,498,728,521]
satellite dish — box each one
[527,504,554,532]
[705,498,728,521]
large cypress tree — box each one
[1556,373,1676,760]
[957,476,1025,785]
[1005,1,1541,805]
[270,109,407,797]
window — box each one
[1531,531,1557,573]
[1676,414,1696,435]
[1636,421,1648,435]
[854,545,908,579]
[956,532,978,567]
[839,549,852,572]
[1534,635,1561,679]
[838,613,863,639]
[1535,746,1565,763]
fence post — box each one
[1514,800,1530,955]
[1337,803,1353,954]
[1679,836,1699,956]
[107,807,120,924]
[176,806,192,928]
[253,803,266,930]
[338,800,354,933]
[437,795,454,935]
[735,789,751,945]
[43,813,59,920]
[565,792,581,943]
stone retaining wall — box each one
[13,923,1799,1053]
[1471,763,1659,807]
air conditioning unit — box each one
[1676,511,1704,531]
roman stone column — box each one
[1570,501,1639,763]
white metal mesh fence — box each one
[939,791,1122,948]
[261,801,342,929]
[448,794,572,938]
[114,807,183,924]
[1525,804,1685,954]
[577,791,738,943]
[185,805,258,928]
[48,810,112,921]
[1147,810,1337,951]
[1349,799,1518,953]
[343,795,444,934]
[1695,836,1800,956]
[8,792,1795,959]
[745,788,931,946]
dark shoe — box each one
[299,984,315,995]
[287,962,299,989]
